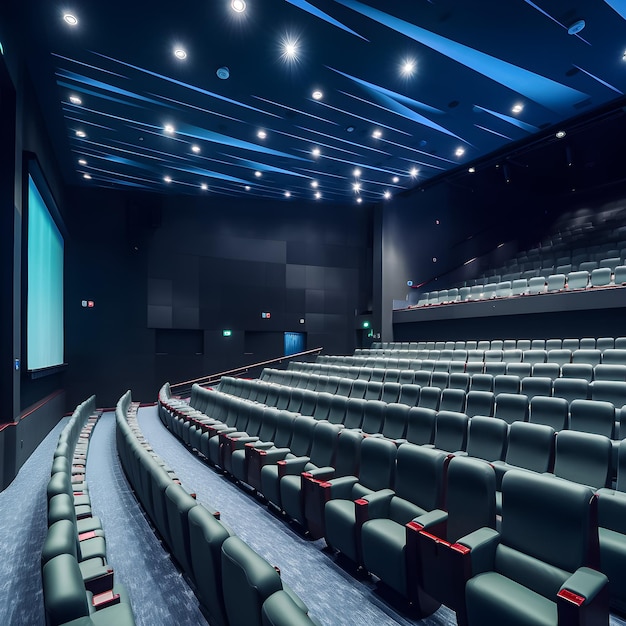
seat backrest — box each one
[511,279,527,295]
[522,349,547,364]
[499,471,595,596]
[494,393,529,425]
[343,398,367,429]
[326,394,347,424]
[552,377,589,404]
[357,437,397,492]
[505,421,555,473]
[517,339,531,351]
[364,381,382,401]
[261,590,317,626]
[602,349,626,365]
[288,416,317,457]
[448,372,470,392]
[562,338,580,351]
[465,415,508,461]
[572,349,602,366]
[596,337,615,352]
[418,386,441,410]
[164,483,199,575]
[465,390,495,417]
[221,536,283,626]
[569,399,615,438]
[429,372,449,391]
[446,456,497,542]
[432,410,468,453]
[547,273,566,292]
[397,384,420,407]
[545,339,562,351]
[561,362,593,382]
[506,362,531,378]
[484,350,503,362]
[553,431,612,489]
[188,506,232,626]
[360,400,387,435]
[567,270,589,290]
[520,376,552,400]
[380,403,409,439]
[470,373,493,392]
[547,348,572,365]
[333,429,363,478]
[528,396,569,431]
[312,393,332,421]
[349,379,368,399]
[439,388,466,413]
[405,407,436,445]
[532,363,560,380]
[502,349,522,363]
[594,364,626,382]
[42,554,90,625]
[380,382,401,404]
[590,380,626,409]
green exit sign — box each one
[362,321,370,329]
[222,329,232,337]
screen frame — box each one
[22,152,68,378]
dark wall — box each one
[64,188,373,406]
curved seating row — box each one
[368,337,626,352]
[43,396,136,626]
[116,390,319,626]
[159,382,626,623]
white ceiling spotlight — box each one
[254,170,262,177]
[280,34,300,62]
[231,0,246,13]
[392,176,400,183]
[75,130,86,138]
[556,130,567,139]
[372,129,382,139]
[311,180,319,188]
[63,12,78,26]
[191,144,201,154]
[257,129,267,139]
[173,47,187,60]
[567,19,586,35]
[312,89,323,100]
[78,159,87,165]
[352,182,361,193]
[163,176,172,183]
[69,94,82,105]
[312,147,321,157]
[455,147,466,157]
[512,103,524,114]
[200,183,208,191]
[164,124,175,135]
[284,191,291,198]
[314,191,322,199]
[409,167,418,177]
[353,168,361,178]
[356,197,363,204]
[400,58,416,77]
[383,190,391,199]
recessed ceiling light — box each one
[401,58,416,77]
[78,159,87,165]
[623,50,626,61]
[383,190,391,199]
[315,191,321,199]
[231,0,246,13]
[468,166,476,173]
[312,89,323,100]
[254,170,262,177]
[200,183,208,190]
[346,126,355,133]
[311,180,318,188]
[281,35,299,62]
[284,191,291,198]
[357,197,363,204]
[392,176,399,183]
[409,167,418,177]
[372,129,382,139]
[164,124,175,135]
[512,103,524,114]
[245,185,251,190]
[191,144,201,154]
[353,168,361,177]
[69,95,82,105]
[63,13,78,26]
[312,147,321,157]
[216,66,230,80]
[567,19,586,35]
[83,173,91,180]
[164,176,172,183]
[556,130,567,139]
[174,47,187,60]
[75,130,86,138]
[352,182,361,192]
[257,130,267,139]
[455,147,465,157]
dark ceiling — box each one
[16,0,626,204]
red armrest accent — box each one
[79,531,97,542]
[92,590,121,609]
[355,498,368,505]
[419,530,451,547]
[450,542,471,555]
[213,511,221,520]
[406,520,425,533]
[277,460,287,478]
[355,498,369,526]
[557,589,585,607]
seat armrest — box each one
[277,456,310,477]
[456,527,500,576]
[328,476,359,499]
[559,567,609,606]
[356,489,395,521]
[259,448,291,464]
[413,509,448,538]
[305,466,335,480]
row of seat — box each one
[368,336,626,352]
[158,383,623,624]
[43,396,136,626]
[413,265,626,308]
[251,370,626,438]
[116,390,319,626]
[297,358,626,382]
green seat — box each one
[261,590,321,626]
[163,483,198,576]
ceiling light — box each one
[314,191,321,199]
[468,166,476,173]
[257,130,267,139]
[346,126,355,133]
[512,103,524,114]
[455,147,465,157]
[174,47,187,60]
[254,170,262,177]
[281,36,299,62]
[353,168,361,177]
[392,176,399,183]
[556,130,567,139]
[216,66,230,79]
[401,58,416,77]
[63,13,78,26]
[567,19,586,35]
[284,191,291,198]
[312,147,321,157]
[409,167,418,177]
[623,50,626,61]
[164,124,175,135]
[69,95,82,105]
[312,89,323,100]
[311,180,318,188]
[383,190,391,199]
[191,144,201,153]
[357,197,363,204]
[352,182,361,192]
[200,183,208,190]
[163,176,172,183]
[83,173,91,180]
[78,159,87,165]
[231,0,246,13]
[372,129,382,139]
[75,130,86,138]
[245,185,251,190]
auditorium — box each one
[2,1,626,624]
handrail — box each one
[169,346,323,394]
